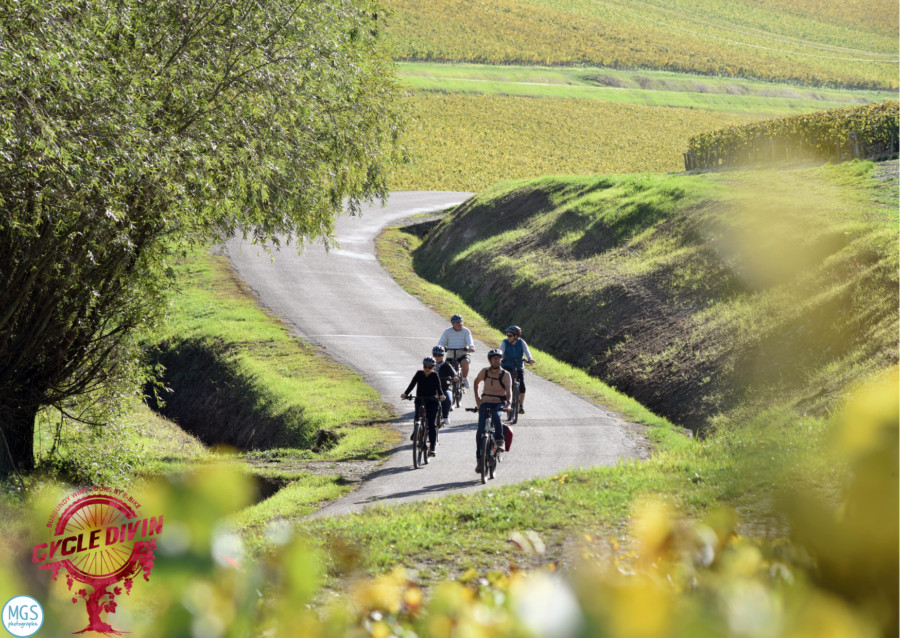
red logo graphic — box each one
[32,487,162,635]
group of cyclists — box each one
[400,314,535,474]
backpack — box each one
[481,366,507,391]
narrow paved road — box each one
[226,192,642,516]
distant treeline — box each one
[685,101,900,170]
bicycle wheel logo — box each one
[31,487,163,635]
[2,596,43,637]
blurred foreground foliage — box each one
[1,372,895,637]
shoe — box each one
[475,462,483,474]
[443,417,450,426]
[429,448,436,457]
[409,432,415,441]
[463,378,470,389]
[519,406,525,414]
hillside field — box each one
[393,95,757,191]
[386,0,899,89]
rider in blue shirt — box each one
[499,326,535,414]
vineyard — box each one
[385,0,899,90]
[394,95,754,191]
[684,100,900,169]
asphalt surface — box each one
[226,192,642,516]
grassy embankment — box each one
[283,167,897,579]
[400,63,898,115]
[21,251,401,531]
[386,0,899,89]
[406,161,898,433]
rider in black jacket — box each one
[401,357,443,456]
[432,346,458,425]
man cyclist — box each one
[437,314,475,388]
[400,357,442,457]
[473,349,512,474]
[432,346,457,426]
[500,326,535,414]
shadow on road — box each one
[362,479,482,503]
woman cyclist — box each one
[401,357,443,456]
[499,326,535,414]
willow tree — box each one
[0,0,407,476]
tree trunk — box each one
[0,401,38,478]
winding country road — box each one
[226,192,642,516]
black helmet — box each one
[506,326,522,335]
[487,348,503,360]
[432,345,446,355]
[423,357,437,366]
[450,314,463,323]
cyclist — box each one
[401,357,442,456]
[473,349,512,474]
[432,346,457,426]
[500,326,535,414]
[438,314,475,388]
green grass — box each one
[231,473,352,531]
[401,62,897,116]
[149,250,399,455]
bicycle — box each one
[446,347,473,408]
[404,395,441,469]
[501,359,532,425]
[466,404,504,484]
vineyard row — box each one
[684,101,899,170]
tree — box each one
[0,0,407,477]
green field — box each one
[387,0,899,89]
[394,94,756,191]
[401,62,898,115]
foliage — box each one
[411,161,898,431]
[385,0,899,90]
[0,371,895,636]
[0,0,406,476]
[686,100,900,168]
[394,95,754,191]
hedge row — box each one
[684,100,899,170]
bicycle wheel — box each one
[481,434,489,484]
[453,380,461,408]
[488,442,496,480]
[420,423,429,466]
[412,420,420,469]
[508,381,519,424]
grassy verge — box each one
[148,249,399,456]
[400,62,895,117]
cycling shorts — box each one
[502,366,526,393]
[446,351,470,364]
